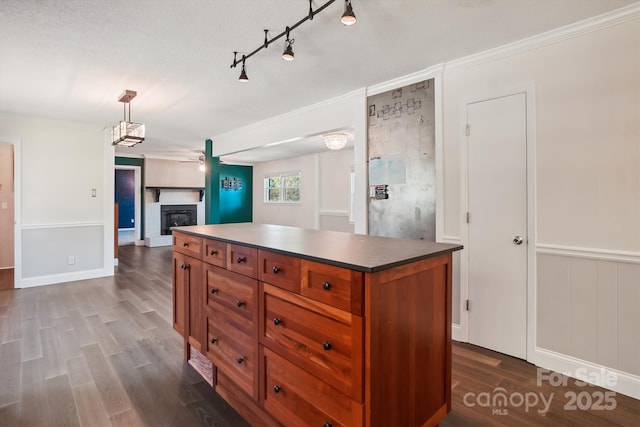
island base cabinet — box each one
[171,226,459,427]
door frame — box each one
[0,137,22,288]
[114,165,142,245]
[459,83,537,362]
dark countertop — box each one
[172,223,462,273]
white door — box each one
[467,93,527,359]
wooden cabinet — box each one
[173,236,204,357]
[172,224,461,427]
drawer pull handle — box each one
[210,288,217,295]
[273,385,281,393]
[273,318,282,326]
[322,341,332,351]
[237,357,244,364]
[272,266,280,274]
[237,256,246,263]
[324,423,332,427]
[183,242,189,247]
[322,281,331,290]
[209,249,217,255]
[210,338,217,344]
[236,300,245,307]
[180,264,189,270]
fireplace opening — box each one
[161,204,197,235]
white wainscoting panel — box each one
[536,246,640,398]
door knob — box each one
[513,236,524,245]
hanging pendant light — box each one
[111,90,145,147]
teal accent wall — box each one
[219,164,252,223]
[115,156,145,239]
[204,139,252,224]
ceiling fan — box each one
[180,150,206,171]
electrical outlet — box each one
[68,255,75,265]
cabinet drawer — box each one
[173,232,202,258]
[206,311,256,398]
[203,239,226,268]
[301,260,363,315]
[258,250,301,293]
[205,265,256,323]
[227,244,258,278]
[261,284,363,402]
[262,347,363,427]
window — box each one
[264,171,301,203]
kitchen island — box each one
[171,223,462,427]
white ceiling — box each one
[1,0,636,162]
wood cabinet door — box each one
[173,251,204,350]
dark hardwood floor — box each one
[0,244,638,426]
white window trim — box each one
[264,170,301,204]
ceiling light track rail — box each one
[230,0,356,81]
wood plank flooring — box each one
[0,244,638,426]
[0,245,249,427]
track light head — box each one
[282,40,295,61]
[341,0,356,26]
[239,56,249,82]
[282,27,295,61]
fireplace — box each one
[161,204,197,235]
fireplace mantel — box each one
[146,186,205,203]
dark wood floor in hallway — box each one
[0,244,638,426]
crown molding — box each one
[447,2,640,71]
[367,64,445,96]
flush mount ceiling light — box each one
[230,0,356,81]
[323,133,348,150]
[111,90,145,147]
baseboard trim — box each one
[535,347,640,400]
[20,267,114,288]
[145,236,173,247]
[452,323,465,342]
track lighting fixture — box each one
[282,27,295,61]
[230,0,356,81]
[341,0,356,26]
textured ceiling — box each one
[0,0,636,161]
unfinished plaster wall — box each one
[367,79,436,240]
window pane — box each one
[284,175,300,187]
[268,177,281,188]
[285,188,300,202]
[268,188,281,201]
